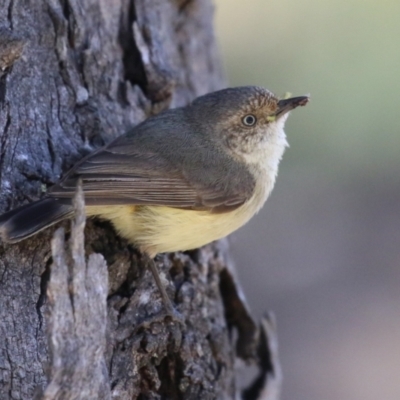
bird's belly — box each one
[87,188,268,256]
[131,204,257,255]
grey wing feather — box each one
[49,116,255,212]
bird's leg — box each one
[141,253,184,326]
[145,254,175,316]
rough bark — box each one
[0,1,280,399]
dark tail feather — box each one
[0,198,73,243]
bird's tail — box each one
[0,198,73,243]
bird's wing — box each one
[49,132,255,212]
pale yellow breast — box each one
[86,175,274,257]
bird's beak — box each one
[275,95,309,118]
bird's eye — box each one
[242,114,257,127]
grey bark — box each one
[0,1,280,399]
[43,186,110,400]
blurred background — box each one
[213,1,400,399]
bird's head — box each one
[190,86,309,171]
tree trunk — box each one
[0,1,280,399]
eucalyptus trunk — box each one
[0,1,279,399]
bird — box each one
[0,86,308,315]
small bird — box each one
[0,86,308,314]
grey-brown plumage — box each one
[50,104,256,210]
[0,86,308,252]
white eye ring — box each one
[242,114,257,126]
